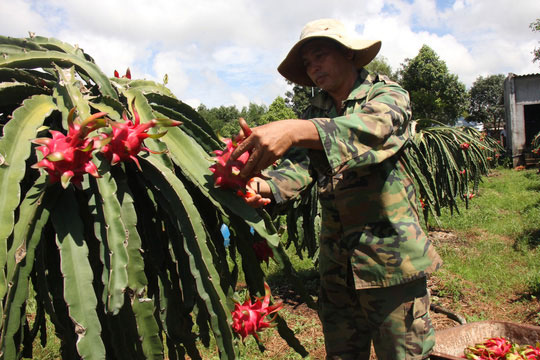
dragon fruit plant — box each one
[0,35,308,359]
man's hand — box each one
[243,177,273,208]
[230,118,321,179]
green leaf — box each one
[0,95,56,311]
[51,189,106,360]
[0,50,117,99]
[55,65,92,119]
[140,156,237,359]
[118,79,175,97]
[0,68,51,87]
[0,35,45,51]
[29,35,92,60]
[111,165,147,294]
[89,96,124,122]
[94,158,129,314]
[159,125,280,246]
[130,293,164,359]
[151,105,220,153]
[1,175,54,358]
[145,92,218,141]
[0,81,48,106]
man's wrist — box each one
[289,119,322,150]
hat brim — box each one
[277,36,381,87]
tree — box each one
[197,103,221,130]
[365,55,396,80]
[197,104,241,137]
[260,96,297,124]
[467,74,505,131]
[284,80,317,117]
[240,102,268,127]
[531,18,540,66]
[398,45,469,125]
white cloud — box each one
[2,0,539,107]
[212,46,258,66]
[56,32,141,78]
[230,92,251,109]
[152,52,190,96]
[0,0,50,37]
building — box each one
[455,117,484,132]
[503,73,540,167]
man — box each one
[230,19,442,360]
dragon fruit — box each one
[100,100,181,170]
[231,282,283,341]
[252,240,274,264]
[209,137,251,190]
[210,118,270,205]
[114,68,131,79]
[209,120,270,203]
[464,337,540,360]
[33,109,107,188]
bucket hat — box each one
[277,18,381,86]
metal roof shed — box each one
[504,73,540,167]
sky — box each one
[2,0,539,110]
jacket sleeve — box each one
[263,146,315,205]
[309,79,411,175]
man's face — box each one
[301,39,354,92]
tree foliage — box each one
[531,18,540,66]
[242,102,268,126]
[467,74,505,131]
[398,45,469,125]
[284,81,315,118]
[196,104,240,137]
[197,103,268,138]
[260,96,296,124]
[365,55,396,80]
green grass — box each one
[428,168,540,316]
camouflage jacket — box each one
[266,69,442,289]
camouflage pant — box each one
[319,277,435,360]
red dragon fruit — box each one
[464,337,540,360]
[33,109,107,188]
[231,282,283,341]
[252,240,274,264]
[524,344,540,359]
[209,137,252,190]
[114,68,131,79]
[209,119,269,202]
[100,100,181,170]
